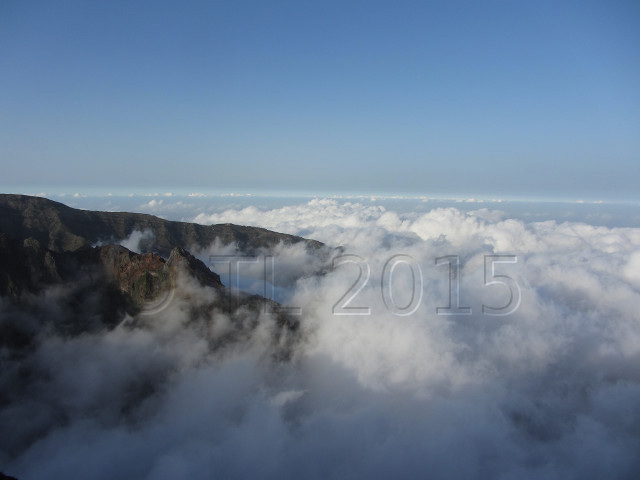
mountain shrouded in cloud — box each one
[2,0,638,477]
[0,194,324,257]
[1,195,640,479]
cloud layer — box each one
[3,199,640,479]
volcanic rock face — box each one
[0,236,222,307]
[0,195,305,354]
[0,239,235,352]
[0,233,61,298]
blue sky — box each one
[1,0,639,200]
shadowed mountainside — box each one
[0,233,297,353]
[0,236,299,472]
[0,232,221,302]
[0,194,323,256]
[0,195,306,359]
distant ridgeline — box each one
[0,194,323,256]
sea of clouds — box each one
[3,198,640,479]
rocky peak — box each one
[166,246,223,289]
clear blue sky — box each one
[1,0,639,199]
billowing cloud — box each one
[3,199,640,479]
[119,229,155,254]
[142,199,163,208]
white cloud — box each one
[220,192,254,197]
[119,229,155,254]
[623,250,640,289]
[4,199,640,479]
[142,199,163,208]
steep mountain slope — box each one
[0,234,297,352]
[0,194,323,256]
[0,196,307,359]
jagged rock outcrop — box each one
[165,246,224,290]
[0,238,229,347]
[0,194,307,363]
[0,233,61,297]
[0,236,220,303]
[0,232,298,359]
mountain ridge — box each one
[0,194,323,256]
[0,195,306,358]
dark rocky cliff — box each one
[0,196,304,357]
